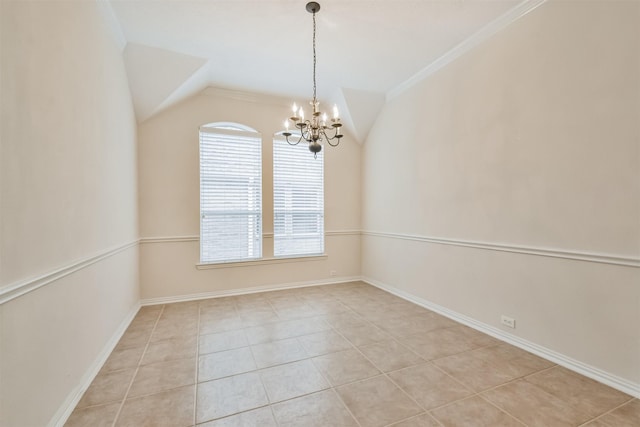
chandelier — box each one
[282,1,343,157]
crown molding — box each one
[386,0,548,100]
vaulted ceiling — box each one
[107,0,533,141]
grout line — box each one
[575,396,636,427]
[110,305,164,427]
[193,301,202,425]
[477,394,529,426]
[329,387,364,427]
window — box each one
[273,136,324,257]
[199,123,262,263]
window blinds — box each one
[199,126,262,263]
[273,137,324,257]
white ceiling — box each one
[108,0,523,136]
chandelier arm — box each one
[326,134,341,147]
[285,133,304,146]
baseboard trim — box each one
[141,276,361,306]
[361,276,640,398]
[49,302,141,427]
[0,240,139,305]
[362,231,639,268]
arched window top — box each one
[200,122,258,134]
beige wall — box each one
[362,0,640,387]
[138,90,361,300]
[0,1,139,426]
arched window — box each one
[199,122,262,263]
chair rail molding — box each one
[0,240,139,305]
[362,230,640,268]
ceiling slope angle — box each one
[336,88,386,144]
[123,43,209,122]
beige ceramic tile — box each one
[141,335,197,365]
[581,419,618,427]
[199,316,244,335]
[128,358,196,397]
[432,349,514,392]
[159,310,198,325]
[430,395,523,427]
[389,362,472,409]
[197,406,277,427]
[198,347,257,382]
[388,413,441,427]
[594,399,640,427]
[133,305,163,323]
[319,312,368,329]
[336,375,423,427]
[482,380,590,427]
[151,318,198,341]
[117,327,153,349]
[77,368,135,408]
[338,323,391,347]
[244,317,330,345]
[275,303,325,319]
[125,317,157,335]
[199,330,248,355]
[240,309,281,327]
[359,339,424,372]
[271,389,358,427]
[116,385,195,427]
[200,305,237,318]
[161,301,199,316]
[64,402,120,427]
[312,349,380,386]
[471,344,554,378]
[196,372,269,423]
[400,327,484,361]
[101,345,145,373]
[297,330,353,357]
[250,337,309,369]
[259,359,329,403]
[378,313,456,337]
[524,366,631,417]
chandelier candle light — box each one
[282,1,343,157]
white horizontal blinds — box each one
[273,137,324,257]
[199,125,262,263]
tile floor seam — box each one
[111,304,165,427]
[418,358,476,395]
[193,301,202,426]
[575,396,637,427]
[382,370,433,412]
[476,392,530,426]
[329,387,365,427]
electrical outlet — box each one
[501,315,516,329]
[330,270,337,277]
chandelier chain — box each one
[312,9,317,102]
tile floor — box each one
[65,281,639,427]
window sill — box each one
[196,254,328,270]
